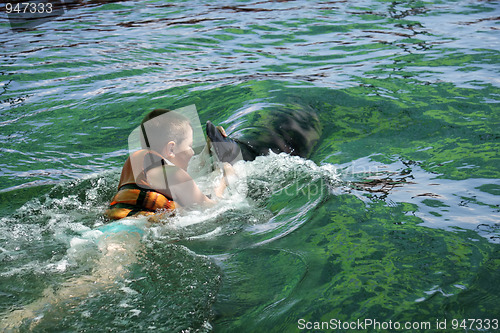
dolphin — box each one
[206,104,322,164]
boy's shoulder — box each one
[130,148,164,161]
[146,161,191,188]
[128,149,171,170]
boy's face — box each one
[169,126,194,171]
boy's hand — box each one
[222,162,235,177]
[214,162,236,198]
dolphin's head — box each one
[206,121,242,164]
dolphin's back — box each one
[232,104,322,160]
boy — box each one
[105,108,233,220]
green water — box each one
[1,0,499,332]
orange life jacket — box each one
[105,149,176,220]
[105,184,176,220]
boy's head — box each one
[140,109,194,170]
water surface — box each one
[0,0,499,331]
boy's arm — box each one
[147,165,214,207]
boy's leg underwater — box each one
[0,232,142,331]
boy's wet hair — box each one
[139,109,192,152]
